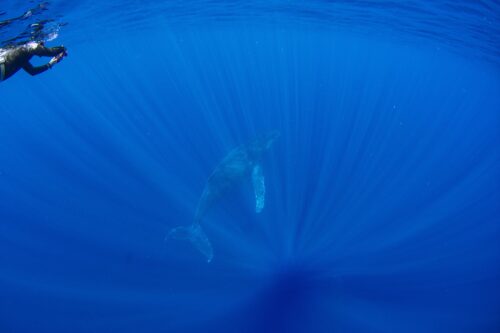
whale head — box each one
[262,130,280,149]
[247,130,280,160]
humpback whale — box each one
[168,131,280,262]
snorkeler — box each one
[0,41,66,82]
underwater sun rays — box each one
[0,26,499,332]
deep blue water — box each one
[1,1,499,332]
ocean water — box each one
[1,1,499,332]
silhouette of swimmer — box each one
[0,41,66,82]
[167,131,280,262]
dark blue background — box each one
[1,2,499,332]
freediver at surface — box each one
[0,41,66,82]
[167,131,280,263]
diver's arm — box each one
[22,52,64,76]
[31,45,66,57]
[22,61,51,76]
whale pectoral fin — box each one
[252,164,265,213]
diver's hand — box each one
[48,52,66,68]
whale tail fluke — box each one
[167,224,213,263]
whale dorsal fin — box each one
[252,164,265,213]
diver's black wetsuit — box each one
[0,44,66,81]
